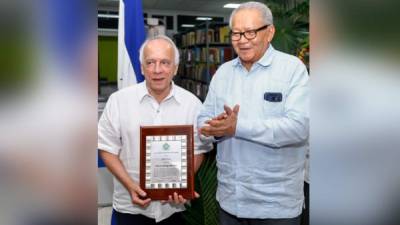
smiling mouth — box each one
[239,48,251,51]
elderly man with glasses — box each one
[198,2,309,225]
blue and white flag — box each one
[117,0,146,89]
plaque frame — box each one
[140,125,195,200]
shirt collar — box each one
[233,44,275,68]
[257,44,274,67]
[138,81,181,104]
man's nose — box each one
[154,62,162,73]
[238,35,249,44]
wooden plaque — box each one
[140,125,195,200]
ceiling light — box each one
[181,24,195,27]
[196,17,212,21]
[98,14,119,19]
[223,3,240,9]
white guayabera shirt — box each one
[98,81,212,222]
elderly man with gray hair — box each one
[98,35,212,225]
[198,2,309,225]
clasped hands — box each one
[200,104,240,138]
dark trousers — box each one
[301,182,309,225]
[219,205,301,225]
[114,210,184,225]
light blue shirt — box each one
[197,45,309,219]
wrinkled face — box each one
[141,39,178,96]
[231,9,275,68]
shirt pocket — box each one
[263,99,284,116]
[262,91,286,116]
[262,80,288,116]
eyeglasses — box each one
[230,24,270,41]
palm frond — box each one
[183,151,218,225]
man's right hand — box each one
[129,185,151,207]
[99,151,152,207]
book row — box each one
[181,26,230,47]
[180,47,234,64]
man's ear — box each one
[141,64,145,75]
[173,64,179,76]
[267,25,275,42]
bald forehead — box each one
[143,39,174,60]
[145,39,173,51]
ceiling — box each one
[98,0,250,14]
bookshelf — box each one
[174,21,235,101]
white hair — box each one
[139,35,180,65]
[229,1,273,28]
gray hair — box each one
[229,1,273,28]
[139,35,180,65]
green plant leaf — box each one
[183,151,218,225]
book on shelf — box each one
[182,32,196,47]
[205,47,234,64]
[180,64,208,83]
[178,79,208,100]
[208,48,219,63]
[175,22,235,101]
[181,48,201,63]
[218,26,230,43]
[180,24,230,47]
[182,47,233,65]
[209,64,217,77]
[222,47,234,62]
[179,46,235,82]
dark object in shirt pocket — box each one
[264,92,282,102]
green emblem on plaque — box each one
[163,143,170,150]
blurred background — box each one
[0,0,97,225]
